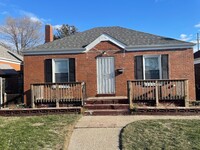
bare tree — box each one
[0,16,43,53]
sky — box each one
[0,0,200,51]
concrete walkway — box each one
[68,115,200,150]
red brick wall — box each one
[24,41,196,105]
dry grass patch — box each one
[0,114,80,150]
[121,119,200,150]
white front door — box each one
[97,57,115,94]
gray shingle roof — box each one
[0,45,23,62]
[28,26,193,51]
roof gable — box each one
[85,34,126,52]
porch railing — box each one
[128,79,189,108]
[31,82,86,108]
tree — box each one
[0,16,43,54]
[54,24,78,40]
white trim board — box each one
[0,58,22,65]
[22,44,194,56]
[125,44,194,51]
[85,34,126,52]
[22,49,85,56]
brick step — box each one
[84,104,129,110]
[84,109,130,116]
[84,99,129,105]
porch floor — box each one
[86,96,128,100]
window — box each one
[53,59,69,82]
[143,55,161,79]
[45,58,76,83]
[135,55,168,80]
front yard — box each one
[121,119,200,150]
[0,114,80,150]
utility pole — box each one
[197,33,199,51]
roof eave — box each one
[22,48,85,56]
[0,57,22,64]
[125,43,195,51]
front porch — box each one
[30,79,190,115]
[128,79,189,108]
[31,82,86,108]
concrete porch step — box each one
[84,109,130,116]
[84,104,129,110]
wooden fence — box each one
[31,82,86,108]
[128,79,189,108]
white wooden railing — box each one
[128,79,189,108]
[31,82,86,108]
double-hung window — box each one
[53,59,69,83]
[45,58,76,83]
[135,54,168,80]
[143,55,161,79]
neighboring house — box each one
[194,51,200,100]
[23,25,195,108]
[0,45,23,108]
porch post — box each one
[184,80,189,107]
[3,93,7,108]
[81,82,86,106]
[31,84,35,108]
[56,100,59,108]
[128,81,134,109]
[155,80,159,107]
[56,84,59,108]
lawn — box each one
[121,119,200,150]
[0,114,80,150]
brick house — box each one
[23,25,195,109]
[0,45,23,108]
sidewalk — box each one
[68,115,200,150]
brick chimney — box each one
[45,25,53,43]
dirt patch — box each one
[32,123,44,126]
[63,122,79,150]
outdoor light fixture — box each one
[117,68,124,74]
[102,51,106,55]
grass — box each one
[121,119,200,150]
[0,114,80,150]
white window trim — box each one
[52,58,69,83]
[143,55,162,80]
